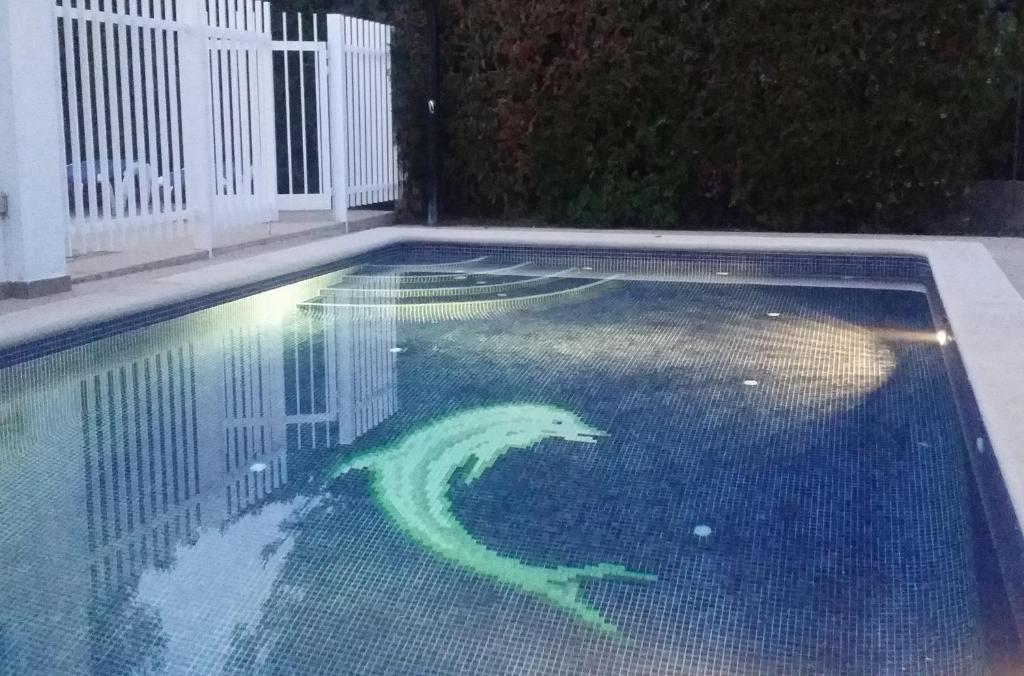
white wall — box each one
[0,0,69,288]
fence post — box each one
[178,0,217,253]
[258,3,279,224]
[0,0,71,296]
[326,15,350,229]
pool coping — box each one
[6,225,1024,528]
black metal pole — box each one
[1014,74,1022,181]
[426,0,440,225]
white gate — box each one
[273,13,332,212]
[341,17,400,208]
[205,0,277,231]
[274,13,401,214]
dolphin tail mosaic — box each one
[528,562,657,634]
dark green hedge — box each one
[279,0,1022,230]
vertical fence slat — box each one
[260,1,278,219]
[375,21,384,204]
[236,3,254,223]
[229,3,246,224]
[220,0,235,223]
[317,46,329,201]
[282,13,294,196]
[356,20,364,205]
[378,21,386,202]
[61,4,86,252]
[103,12,125,248]
[127,6,150,243]
[379,21,388,202]
[217,0,231,208]
[368,20,377,204]
[114,5,137,238]
[216,0,233,224]
[141,5,161,237]
[241,0,256,221]
[250,3,262,220]
[385,25,396,201]
[153,3,173,237]
[228,0,241,210]
[345,17,355,208]
[89,7,113,236]
[313,16,324,198]
[76,8,100,248]
[166,20,185,235]
[359,20,369,205]
[364,20,373,204]
[345,17,355,207]
[208,0,226,232]
[297,15,309,197]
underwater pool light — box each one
[390,347,406,354]
[250,462,268,473]
[715,271,730,276]
[936,330,950,346]
[743,379,759,386]
[767,312,781,318]
[693,525,712,538]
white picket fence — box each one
[52,0,400,256]
[56,0,192,254]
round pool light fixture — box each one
[936,330,950,346]
[743,379,759,387]
[767,312,781,318]
[693,525,712,538]
[390,347,406,354]
[250,462,268,473]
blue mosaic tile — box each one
[0,244,1019,675]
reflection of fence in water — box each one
[0,283,398,625]
[288,273,398,446]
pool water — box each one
[0,245,1019,675]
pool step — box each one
[322,268,579,299]
[332,262,535,287]
[298,273,621,322]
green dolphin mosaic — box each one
[331,403,655,634]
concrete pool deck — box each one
[65,209,395,284]
[1,225,1023,534]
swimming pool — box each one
[0,241,1021,674]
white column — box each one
[326,16,350,229]
[177,0,217,253]
[0,0,70,294]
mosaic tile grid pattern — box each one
[0,246,1018,675]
